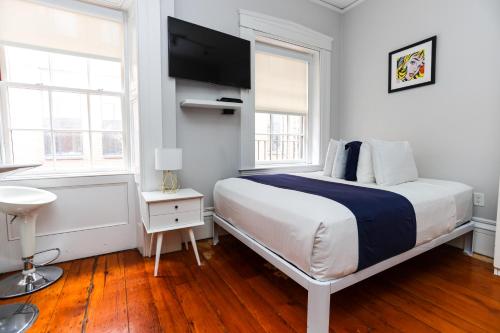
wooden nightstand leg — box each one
[181,230,189,251]
[149,233,155,257]
[154,232,164,276]
[188,228,201,266]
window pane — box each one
[11,130,55,172]
[54,132,83,158]
[271,114,286,134]
[255,113,270,134]
[51,91,89,130]
[5,46,50,85]
[255,134,270,161]
[52,131,91,170]
[91,132,125,170]
[50,53,88,89]
[8,88,50,129]
[288,115,303,135]
[89,95,122,131]
[255,112,305,162]
[89,59,122,92]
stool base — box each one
[0,266,63,299]
[0,303,38,333]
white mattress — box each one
[214,172,473,281]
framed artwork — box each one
[388,36,436,93]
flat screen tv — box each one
[168,16,251,89]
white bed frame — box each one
[212,214,474,333]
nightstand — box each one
[141,189,204,276]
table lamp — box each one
[155,148,182,193]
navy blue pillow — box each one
[344,141,362,181]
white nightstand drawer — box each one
[150,198,200,216]
[150,211,201,229]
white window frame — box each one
[0,0,130,178]
[239,10,332,171]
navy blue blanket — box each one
[241,174,416,271]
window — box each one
[0,0,125,174]
[254,41,312,164]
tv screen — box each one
[168,17,251,89]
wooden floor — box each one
[1,235,500,333]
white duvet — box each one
[214,172,472,281]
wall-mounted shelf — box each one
[180,99,242,111]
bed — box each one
[212,171,474,333]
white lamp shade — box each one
[155,148,182,171]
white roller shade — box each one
[255,51,308,114]
[0,0,123,59]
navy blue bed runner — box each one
[241,174,417,271]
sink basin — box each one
[0,186,57,216]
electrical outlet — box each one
[473,192,485,207]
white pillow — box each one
[331,140,348,179]
[370,139,418,186]
[323,139,338,176]
[356,142,375,183]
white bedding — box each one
[214,172,473,281]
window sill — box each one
[0,170,132,182]
[239,163,322,176]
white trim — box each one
[472,216,496,226]
[213,213,474,333]
[30,0,124,22]
[309,0,368,13]
[239,26,256,169]
[239,164,322,176]
[239,11,332,170]
[239,10,333,51]
[161,0,176,148]
[135,0,163,191]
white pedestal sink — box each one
[0,186,63,299]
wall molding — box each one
[239,9,333,51]
[309,0,368,14]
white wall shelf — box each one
[180,99,242,111]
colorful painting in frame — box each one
[388,36,436,93]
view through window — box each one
[0,46,124,173]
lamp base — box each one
[161,170,179,193]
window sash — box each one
[255,111,306,163]
[0,46,127,173]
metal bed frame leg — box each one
[212,222,219,246]
[307,282,331,333]
[463,231,473,256]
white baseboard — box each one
[471,217,496,258]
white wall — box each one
[165,0,342,207]
[340,0,500,220]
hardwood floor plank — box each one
[200,241,299,333]
[143,255,192,333]
[84,253,128,333]
[44,258,97,333]
[122,250,162,333]
[161,251,227,333]
[367,276,484,333]
[180,247,265,333]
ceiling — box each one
[310,0,365,12]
